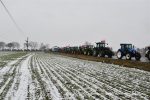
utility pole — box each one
[25,37,29,53]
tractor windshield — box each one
[121,44,132,49]
[128,45,132,49]
[88,45,94,48]
[96,43,105,48]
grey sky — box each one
[0,0,150,50]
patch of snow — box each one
[10,55,32,100]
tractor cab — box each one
[120,44,135,52]
[87,45,94,48]
[96,42,106,48]
[120,44,133,50]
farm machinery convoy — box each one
[56,41,114,58]
[51,41,150,61]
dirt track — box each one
[56,53,150,72]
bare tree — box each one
[12,42,20,49]
[29,41,38,50]
[45,44,49,49]
[6,42,20,50]
[24,43,27,49]
[24,42,29,51]
[39,43,45,51]
[39,43,49,51]
[6,43,14,50]
[0,42,5,50]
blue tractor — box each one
[117,44,141,60]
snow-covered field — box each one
[0,52,150,100]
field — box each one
[0,52,150,100]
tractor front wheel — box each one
[135,53,141,61]
[93,50,97,57]
[84,51,87,55]
[126,53,131,60]
[98,52,105,57]
[117,51,122,59]
[108,54,112,58]
[87,52,91,56]
[98,52,102,57]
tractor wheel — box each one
[87,52,90,56]
[117,51,122,59]
[98,52,105,57]
[135,52,141,61]
[126,53,131,60]
[84,51,87,55]
[148,51,150,61]
[93,50,97,57]
[108,54,112,58]
[98,52,101,57]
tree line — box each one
[0,41,49,51]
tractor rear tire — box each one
[135,53,141,61]
[98,52,105,57]
[93,50,97,57]
[108,54,112,58]
[98,52,101,57]
[148,51,150,61]
[87,52,90,56]
[117,51,122,59]
[126,53,131,60]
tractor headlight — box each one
[146,50,149,54]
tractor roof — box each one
[81,45,93,48]
[96,42,106,44]
[120,43,132,45]
[146,46,150,49]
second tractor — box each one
[92,42,114,58]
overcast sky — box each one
[0,0,150,50]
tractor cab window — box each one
[126,44,132,49]
[89,45,93,48]
[121,45,125,49]
[96,43,105,48]
[86,45,90,48]
[121,44,132,49]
